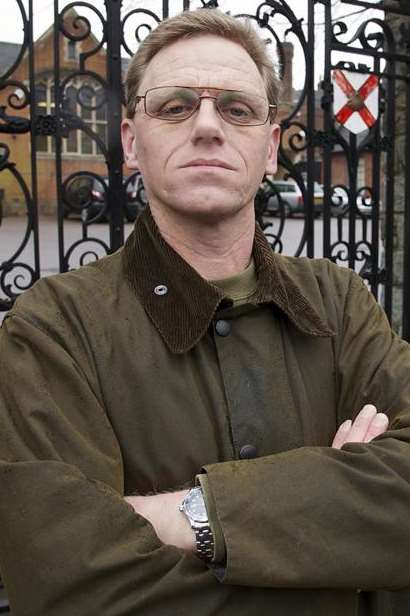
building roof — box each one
[0,42,21,74]
[0,35,131,78]
[0,39,131,83]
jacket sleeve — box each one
[0,307,213,616]
[202,268,410,591]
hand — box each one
[125,490,196,552]
[332,404,389,449]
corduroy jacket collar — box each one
[123,208,334,353]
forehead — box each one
[139,34,266,96]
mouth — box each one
[181,159,235,171]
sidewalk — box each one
[0,216,135,278]
[1,214,377,323]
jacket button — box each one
[239,444,257,459]
[154,284,168,296]
[215,319,231,337]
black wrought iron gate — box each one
[1,0,409,340]
[0,2,410,612]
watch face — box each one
[185,487,208,523]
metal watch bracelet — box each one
[194,525,214,562]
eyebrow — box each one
[150,85,263,97]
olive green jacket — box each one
[0,209,409,615]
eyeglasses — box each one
[134,86,277,126]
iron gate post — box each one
[106,0,125,252]
[305,0,316,258]
[28,0,41,281]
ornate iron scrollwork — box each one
[1,0,409,344]
[319,0,408,318]
[34,114,59,136]
[0,106,30,134]
[0,0,40,317]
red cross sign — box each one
[333,69,379,134]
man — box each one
[0,8,408,616]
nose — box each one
[190,97,225,145]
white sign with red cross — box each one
[332,69,379,134]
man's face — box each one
[122,34,280,222]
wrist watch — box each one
[179,486,214,562]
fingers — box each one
[344,404,377,443]
[363,412,389,442]
[332,404,389,449]
[332,419,352,449]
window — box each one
[66,39,79,61]
[35,79,107,157]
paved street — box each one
[0,216,136,277]
[1,213,380,322]
[1,213,378,275]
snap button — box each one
[154,285,168,296]
[239,444,257,459]
[215,319,231,337]
[219,298,234,309]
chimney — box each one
[280,41,294,104]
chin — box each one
[169,189,249,221]
[176,201,245,223]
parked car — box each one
[311,182,324,214]
[256,179,324,217]
[81,174,148,223]
[123,174,148,222]
[79,176,109,223]
[63,174,98,219]
[258,180,374,218]
[63,173,147,222]
[255,180,302,217]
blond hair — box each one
[125,8,280,119]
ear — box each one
[121,118,140,171]
[265,123,281,176]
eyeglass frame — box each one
[133,86,278,126]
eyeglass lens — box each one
[145,86,270,125]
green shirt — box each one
[0,208,409,615]
[210,258,257,305]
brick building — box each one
[0,9,127,216]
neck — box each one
[149,205,255,280]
